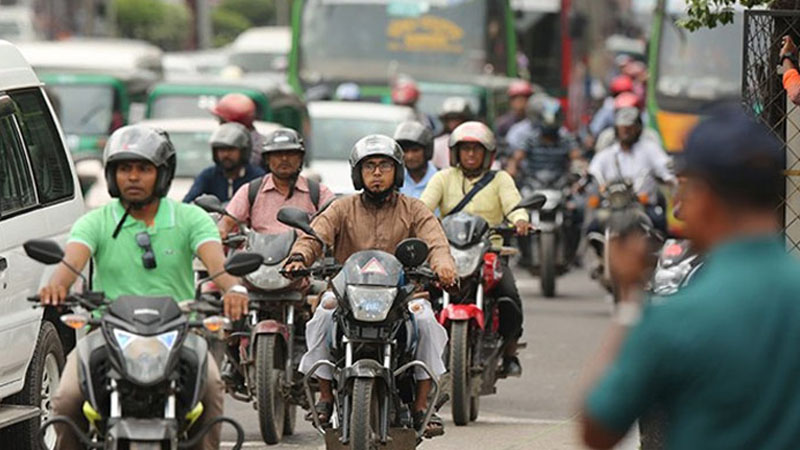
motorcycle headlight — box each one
[608,190,631,209]
[652,261,693,297]
[347,286,397,322]
[246,265,292,291]
[450,243,485,278]
[113,329,178,385]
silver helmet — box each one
[103,125,176,198]
[209,122,252,165]
[349,134,405,190]
[393,120,434,161]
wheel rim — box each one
[41,353,61,448]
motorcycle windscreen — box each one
[334,250,403,322]
[245,230,297,290]
[442,212,489,249]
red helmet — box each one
[623,61,647,79]
[507,80,534,98]
[392,80,420,106]
[613,92,641,110]
[209,93,256,129]
[609,75,634,96]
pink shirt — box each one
[226,175,335,234]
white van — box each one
[0,40,85,448]
[229,26,290,74]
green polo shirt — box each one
[68,198,220,302]
[587,235,800,449]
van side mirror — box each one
[395,238,429,268]
[23,239,65,265]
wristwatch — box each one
[227,284,248,296]
[781,52,798,68]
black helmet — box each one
[393,121,434,161]
[439,97,474,120]
[349,135,404,191]
[262,128,305,154]
[104,125,176,198]
[210,122,251,165]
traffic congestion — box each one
[1,0,799,449]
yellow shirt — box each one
[420,168,529,226]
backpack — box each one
[247,174,321,215]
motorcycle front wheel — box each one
[450,321,474,426]
[539,232,557,298]
[256,335,288,445]
[350,378,380,450]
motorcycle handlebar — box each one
[279,264,342,279]
[222,234,247,247]
[27,293,106,310]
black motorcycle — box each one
[277,207,442,450]
[23,239,259,450]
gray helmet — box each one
[526,93,552,124]
[393,121,434,161]
[210,122,252,165]
[262,128,305,154]
[439,96,474,120]
[104,125,176,198]
[349,134,404,191]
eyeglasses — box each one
[362,161,394,173]
[135,232,157,270]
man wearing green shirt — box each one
[39,125,249,450]
[581,106,800,449]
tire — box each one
[283,402,297,436]
[5,321,65,450]
[255,335,286,445]
[450,321,472,426]
[540,232,557,298]
[350,378,378,450]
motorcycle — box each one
[194,194,313,445]
[520,169,581,297]
[276,207,442,450]
[23,239,259,450]
[438,195,546,426]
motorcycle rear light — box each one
[663,243,684,258]
[482,253,501,291]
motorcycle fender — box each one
[252,319,290,343]
[108,417,178,443]
[438,304,485,329]
[340,360,392,388]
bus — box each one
[647,0,743,234]
[288,0,519,102]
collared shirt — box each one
[290,193,454,272]
[494,111,526,139]
[226,174,335,235]
[587,235,800,449]
[183,163,265,204]
[400,162,438,199]
[68,198,220,301]
[588,139,674,203]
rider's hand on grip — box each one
[39,284,68,306]
[435,265,458,291]
[282,255,307,279]
[514,220,535,236]
[223,290,249,321]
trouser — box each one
[53,346,224,450]
[299,292,448,381]
[491,264,524,340]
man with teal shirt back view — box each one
[37,125,249,450]
[581,106,800,449]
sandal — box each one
[304,400,333,427]
[413,410,445,438]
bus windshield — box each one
[655,3,742,107]
[298,0,511,85]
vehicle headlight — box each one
[652,261,693,297]
[246,265,291,291]
[450,243,485,278]
[113,329,178,385]
[608,190,631,209]
[347,286,397,322]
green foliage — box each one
[113,0,191,50]
[211,8,252,47]
[679,0,775,30]
[218,0,276,27]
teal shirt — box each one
[68,198,220,302]
[587,236,800,449]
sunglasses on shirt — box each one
[135,232,157,270]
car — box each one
[303,101,416,194]
[0,7,40,43]
[163,49,231,80]
[229,27,290,74]
[79,118,282,209]
[0,39,86,449]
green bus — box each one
[288,0,519,117]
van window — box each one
[10,89,75,204]
[0,115,36,215]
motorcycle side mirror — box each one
[223,252,264,277]
[514,193,547,211]
[194,194,226,215]
[24,239,65,265]
[395,238,429,268]
[277,207,319,239]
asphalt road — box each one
[220,268,638,450]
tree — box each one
[211,8,251,47]
[113,0,191,50]
[681,0,800,30]
[217,0,276,27]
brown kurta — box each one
[291,193,455,272]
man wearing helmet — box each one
[495,80,535,139]
[431,97,475,169]
[589,75,635,138]
[183,122,266,203]
[208,93,265,167]
[421,122,532,377]
[218,128,335,237]
[394,120,438,199]
[38,125,249,450]
[392,78,436,130]
[283,135,457,436]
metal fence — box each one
[742,10,800,252]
